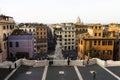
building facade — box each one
[75,24,88,50]
[8,29,34,59]
[78,24,115,60]
[19,23,36,53]
[108,23,120,60]
[19,23,48,54]
[0,15,16,62]
[54,23,76,52]
[36,25,48,54]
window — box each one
[83,29,85,31]
[68,35,71,37]
[68,46,70,50]
[60,43,62,45]
[29,29,31,32]
[44,32,46,35]
[37,32,39,35]
[95,26,97,29]
[98,41,100,45]
[59,35,62,38]
[65,35,67,37]
[68,42,70,44]
[33,29,35,32]
[16,42,19,47]
[108,40,112,45]
[9,42,12,47]
[7,25,9,29]
[102,40,107,45]
[103,50,105,55]
[94,41,97,45]
[72,46,74,49]
[99,33,101,36]
[108,50,112,55]
[81,41,83,45]
[94,33,97,36]
[3,26,6,30]
[44,45,46,47]
[99,26,101,29]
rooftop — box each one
[18,23,47,28]
[11,29,27,35]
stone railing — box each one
[0,61,13,68]
[106,60,120,67]
[96,58,106,67]
[1,58,120,68]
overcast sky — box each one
[0,0,120,24]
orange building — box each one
[36,24,48,54]
[78,24,115,60]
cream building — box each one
[0,15,16,62]
[54,23,76,51]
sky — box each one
[0,0,120,24]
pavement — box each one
[77,64,118,80]
[107,66,120,77]
[8,65,44,80]
[4,64,120,80]
[46,66,79,80]
[0,68,13,80]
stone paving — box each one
[0,68,13,80]
[46,66,79,80]
[8,65,44,80]
[77,64,118,80]
[3,59,120,80]
[107,66,120,77]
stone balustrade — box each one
[1,58,120,68]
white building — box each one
[54,23,76,51]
